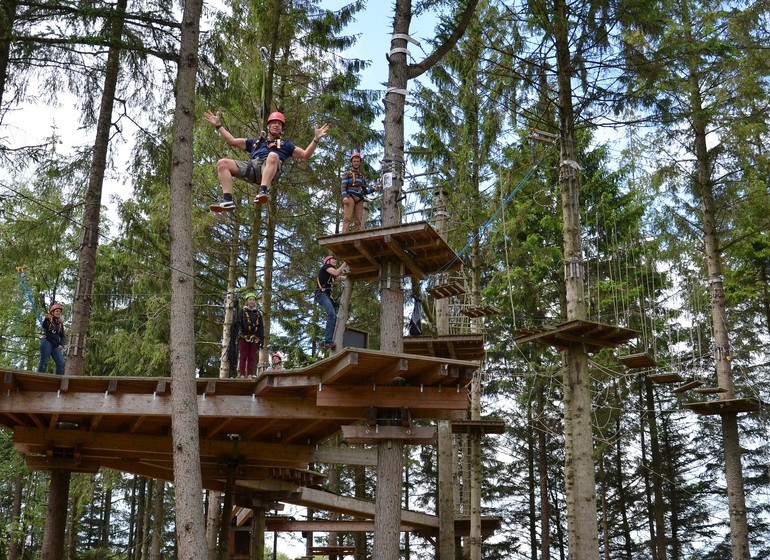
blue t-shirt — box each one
[245,137,297,162]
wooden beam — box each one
[341,425,436,444]
[316,386,467,410]
[384,234,424,279]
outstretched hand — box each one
[314,123,330,142]
[203,110,222,128]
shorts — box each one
[235,157,283,184]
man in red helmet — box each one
[204,110,330,211]
[340,151,375,233]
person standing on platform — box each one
[315,255,347,349]
[340,151,375,233]
[204,110,329,211]
[38,303,66,375]
[237,293,264,378]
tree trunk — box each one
[9,472,22,560]
[0,0,17,109]
[220,221,240,378]
[168,0,207,557]
[373,441,404,560]
[66,0,127,374]
[41,470,70,560]
[135,477,147,560]
[150,481,166,560]
[206,491,222,560]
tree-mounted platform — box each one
[461,305,501,318]
[683,398,763,415]
[451,419,506,435]
[617,352,657,368]
[693,386,727,395]
[647,372,683,384]
[341,425,436,444]
[514,320,638,352]
[672,379,704,394]
[308,546,356,557]
[317,221,462,281]
[403,334,485,361]
[427,282,466,299]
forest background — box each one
[0,0,769,559]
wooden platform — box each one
[0,348,479,514]
[461,305,501,318]
[403,334,485,361]
[451,419,506,435]
[683,398,763,415]
[673,379,704,394]
[618,353,657,368]
[427,282,466,299]
[317,221,462,281]
[647,372,683,384]
[514,320,638,351]
[692,386,727,395]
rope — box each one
[436,145,555,274]
[16,267,44,326]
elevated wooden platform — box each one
[317,221,462,281]
[403,334,485,361]
[618,353,657,368]
[683,398,763,416]
[451,419,506,435]
[461,305,501,318]
[0,348,479,515]
[693,386,727,395]
[514,320,638,351]
[427,282,466,299]
[673,380,704,394]
[267,516,502,538]
[647,372,683,384]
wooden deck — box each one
[514,320,638,351]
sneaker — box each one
[323,342,337,349]
[210,199,236,212]
[254,186,269,204]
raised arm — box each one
[204,110,247,150]
[293,123,330,160]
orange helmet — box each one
[272,352,282,361]
[323,255,336,264]
[350,151,361,160]
[49,304,63,313]
[267,111,285,126]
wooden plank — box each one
[618,353,657,368]
[341,425,436,444]
[683,398,763,416]
[316,386,467,410]
[647,372,683,384]
[673,380,704,394]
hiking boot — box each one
[254,186,269,204]
[210,199,236,212]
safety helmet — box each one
[49,304,63,313]
[323,255,336,264]
[350,151,361,160]
[266,111,285,126]
[244,292,257,300]
[272,352,282,361]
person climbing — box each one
[204,110,330,211]
[271,352,284,371]
[38,303,66,375]
[237,293,264,378]
[315,255,347,349]
[340,151,375,233]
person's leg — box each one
[38,339,52,373]
[51,346,65,375]
[316,292,337,345]
[246,343,258,377]
[216,159,241,194]
[259,153,281,187]
[353,199,364,231]
[342,197,354,233]
[238,338,248,377]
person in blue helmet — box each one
[315,255,347,349]
[38,303,66,375]
[204,110,329,211]
[237,293,264,378]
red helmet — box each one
[49,304,63,313]
[272,352,282,361]
[350,151,361,160]
[267,111,285,126]
[323,255,336,264]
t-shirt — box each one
[245,137,297,162]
